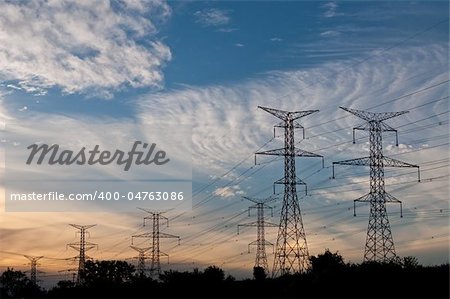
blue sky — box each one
[0,0,449,285]
[2,1,448,117]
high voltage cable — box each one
[161,173,446,264]
[167,165,448,264]
[93,124,446,262]
[171,123,448,247]
[190,18,449,209]
[168,77,450,241]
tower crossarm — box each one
[132,233,180,247]
[383,157,419,168]
[248,240,275,253]
[67,241,98,252]
[238,220,278,233]
[131,233,150,243]
[353,192,403,217]
[242,195,277,205]
[340,106,409,122]
[69,224,96,230]
[130,246,152,254]
[332,157,370,178]
[256,147,323,158]
[258,106,319,121]
[383,157,421,182]
[275,121,304,129]
[24,255,44,262]
[275,177,307,186]
[159,233,180,243]
[333,156,371,166]
[353,122,401,144]
[274,177,309,195]
[332,156,420,180]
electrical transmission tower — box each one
[237,196,278,273]
[24,255,43,284]
[130,245,151,276]
[332,107,420,262]
[256,106,323,277]
[132,209,180,277]
[67,224,97,284]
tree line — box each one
[1,250,448,298]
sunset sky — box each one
[0,0,448,287]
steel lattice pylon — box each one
[256,106,323,277]
[24,255,43,285]
[132,208,180,277]
[67,224,97,284]
[237,196,278,273]
[332,107,420,262]
[130,245,151,276]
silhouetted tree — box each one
[203,265,225,282]
[55,279,76,289]
[80,260,135,287]
[402,256,420,269]
[160,269,201,285]
[0,268,42,298]
[309,249,345,274]
[253,266,266,281]
[5,253,449,298]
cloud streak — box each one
[136,44,448,176]
[0,0,172,97]
[322,1,342,18]
[194,8,231,27]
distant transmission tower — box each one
[256,106,323,277]
[332,107,420,262]
[237,196,278,273]
[24,255,43,284]
[132,209,180,277]
[67,224,97,284]
[130,245,151,276]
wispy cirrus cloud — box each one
[322,1,343,18]
[0,0,172,97]
[217,28,238,33]
[194,8,231,27]
[136,43,448,182]
[320,30,341,38]
[213,185,245,198]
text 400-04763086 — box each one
[126,191,184,201]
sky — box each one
[0,0,449,287]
